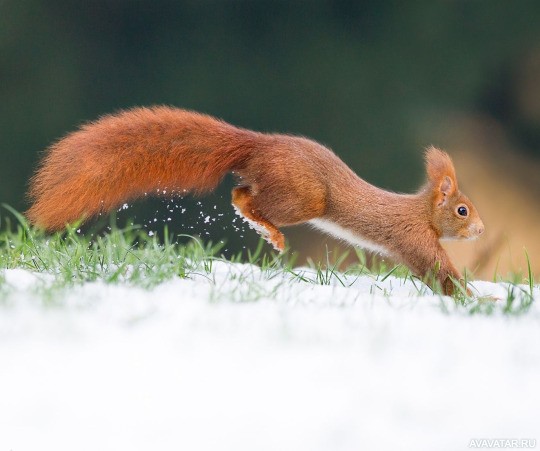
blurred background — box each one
[1,0,539,279]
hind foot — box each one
[231,186,285,252]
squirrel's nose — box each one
[477,223,484,235]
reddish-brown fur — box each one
[27,106,484,295]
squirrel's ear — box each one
[424,146,457,205]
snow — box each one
[1,263,539,451]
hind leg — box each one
[231,186,285,252]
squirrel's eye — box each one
[457,206,468,217]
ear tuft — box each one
[424,146,458,192]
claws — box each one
[233,205,285,252]
[231,186,286,253]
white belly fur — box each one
[309,218,389,256]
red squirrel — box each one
[27,106,484,295]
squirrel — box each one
[27,106,484,295]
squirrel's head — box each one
[424,147,484,240]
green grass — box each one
[0,206,536,315]
[0,214,217,290]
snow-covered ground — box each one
[1,262,539,451]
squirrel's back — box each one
[27,106,264,229]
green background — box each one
[1,0,539,253]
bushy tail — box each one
[26,107,258,231]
